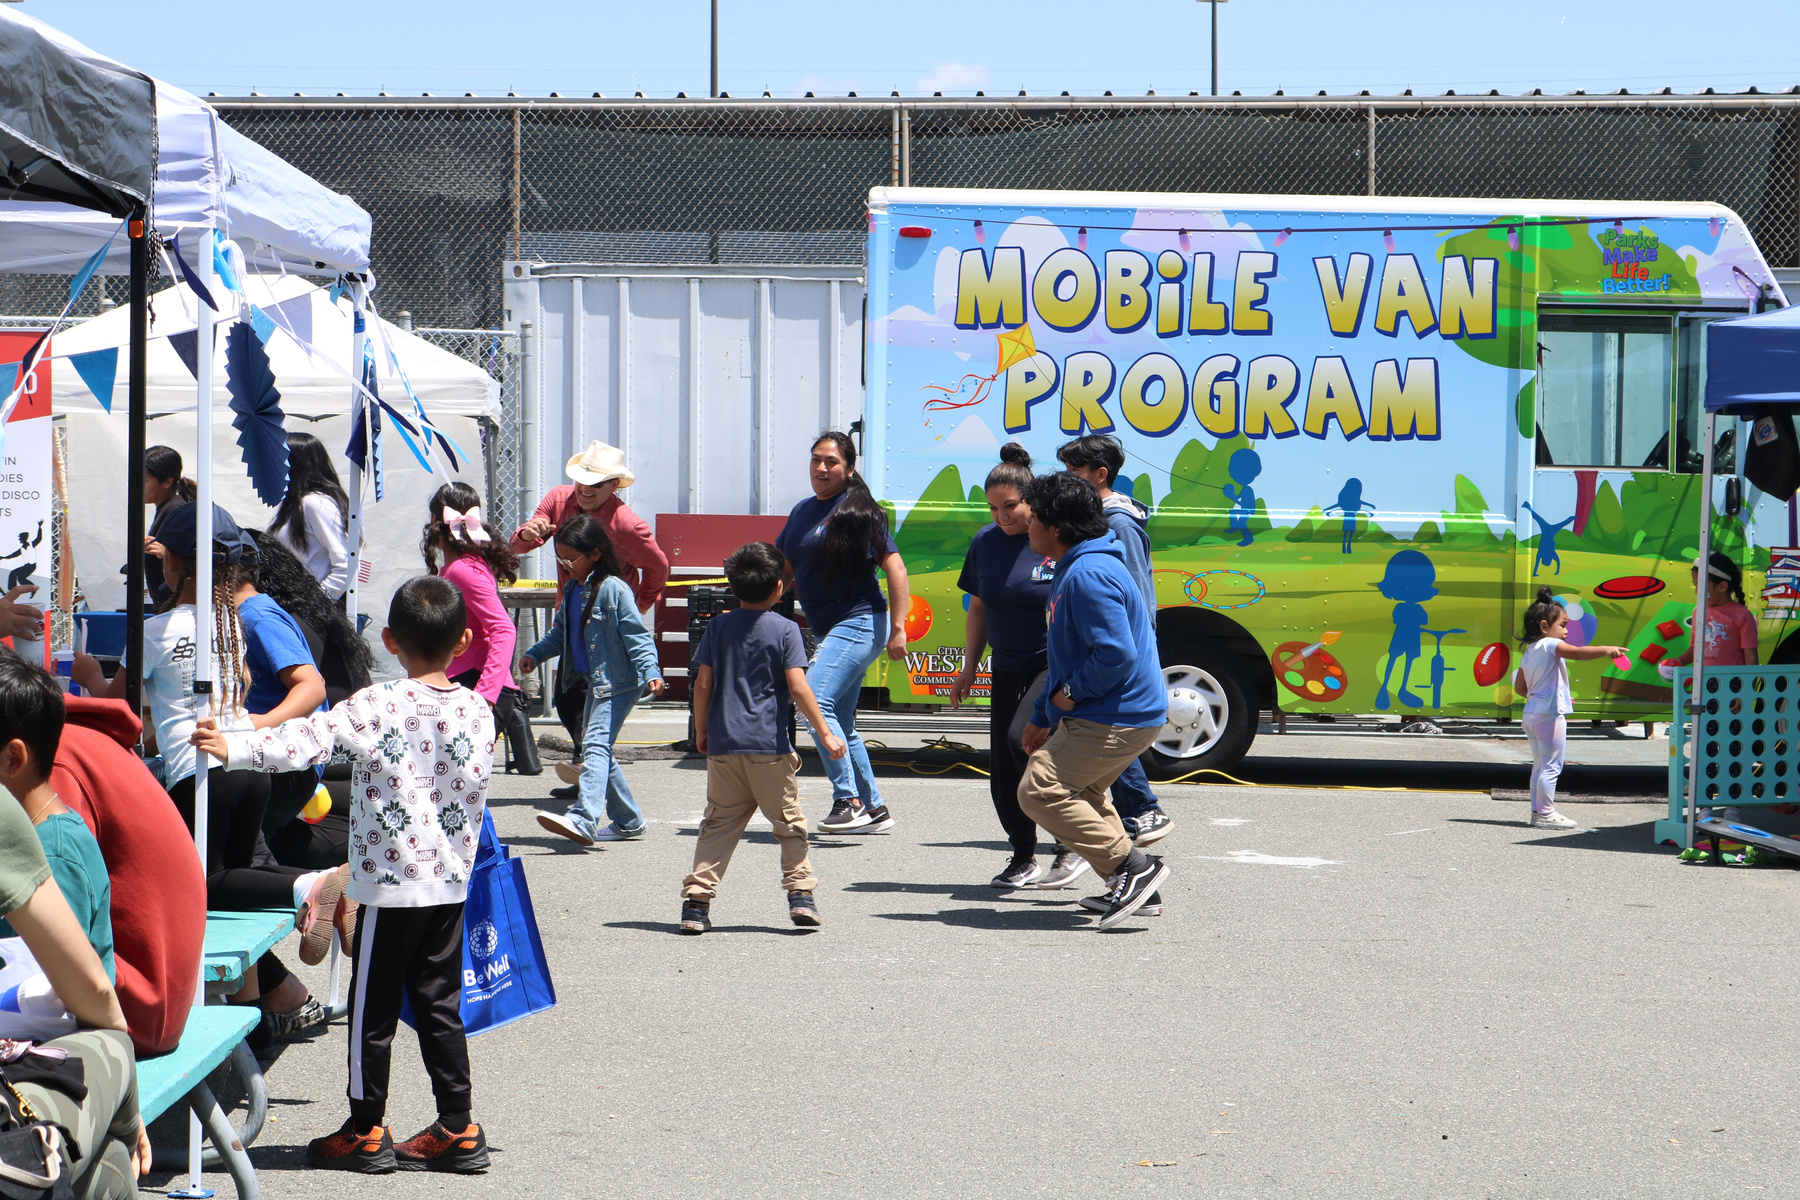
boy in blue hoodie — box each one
[1016,472,1171,928]
[1056,436,1173,851]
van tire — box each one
[1142,636,1258,780]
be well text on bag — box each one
[403,813,555,1036]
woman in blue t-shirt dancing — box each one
[776,432,911,834]
[949,444,1063,888]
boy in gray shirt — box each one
[681,543,845,933]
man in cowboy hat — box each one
[511,442,670,800]
[511,440,669,613]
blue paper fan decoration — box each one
[225,320,290,506]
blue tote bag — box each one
[403,811,556,1035]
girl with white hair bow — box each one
[423,483,541,775]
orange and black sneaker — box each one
[305,1120,397,1173]
[395,1120,490,1173]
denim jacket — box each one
[523,574,663,700]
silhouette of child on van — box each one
[1375,549,1438,710]
[1323,478,1377,555]
[1521,503,1575,576]
[1223,449,1262,548]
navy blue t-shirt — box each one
[691,608,810,755]
[957,524,1055,674]
[776,490,899,634]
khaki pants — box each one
[1017,718,1162,878]
[684,753,818,901]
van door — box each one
[1530,310,1674,708]
[1528,308,1737,710]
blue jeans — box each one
[808,611,887,809]
[569,688,643,836]
[1110,756,1162,822]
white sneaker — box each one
[537,811,595,846]
[590,822,646,841]
[1529,809,1579,830]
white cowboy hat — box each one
[565,440,635,488]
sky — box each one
[23,0,1800,100]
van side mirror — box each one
[1724,476,1743,517]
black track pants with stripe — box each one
[346,902,471,1129]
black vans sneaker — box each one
[1079,890,1162,916]
[789,891,822,927]
[1098,855,1170,929]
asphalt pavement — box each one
[150,719,1800,1199]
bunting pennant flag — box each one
[249,304,278,344]
[66,223,121,311]
[167,330,200,379]
[369,302,469,471]
[69,349,118,412]
[212,232,243,295]
[345,365,385,502]
[164,235,219,313]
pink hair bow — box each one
[446,506,491,545]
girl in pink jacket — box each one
[423,483,541,774]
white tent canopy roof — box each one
[0,75,370,277]
[51,275,496,417]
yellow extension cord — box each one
[601,744,1470,792]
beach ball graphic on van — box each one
[1553,595,1597,647]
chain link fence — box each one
[411,326,522,533]
[4,94,1798,545]
[204,94,1800,332]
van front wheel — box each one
[1144,641,1256,779]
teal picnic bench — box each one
[141,909,294,1198]
[138,1006,263,1200]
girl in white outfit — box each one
[1514,586,1629,830]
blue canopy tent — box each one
[1683,303,1800,844]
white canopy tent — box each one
[0,77,370,275]
[53,277,496,677]
[0,15,395,1192]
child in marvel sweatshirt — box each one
[196,575,494,1175]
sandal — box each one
[298,867,349,966]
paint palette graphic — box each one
[1271,633,1348,702]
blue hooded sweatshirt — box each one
[1031,531,1167,730]
[1102,492,1154,613]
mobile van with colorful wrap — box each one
[861,187,1794,773]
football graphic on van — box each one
[1472,642,1510,687]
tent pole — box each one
[345,283,367,628]
[124,206,148,716]
[184,225,218,1199]
[1688,411,1717,849]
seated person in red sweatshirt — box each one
[50,689,205,1057]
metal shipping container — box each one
[504,261,866,574]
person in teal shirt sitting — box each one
[0,651,114,981]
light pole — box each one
[1198,0,1228,96]
[710,0,719,97]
